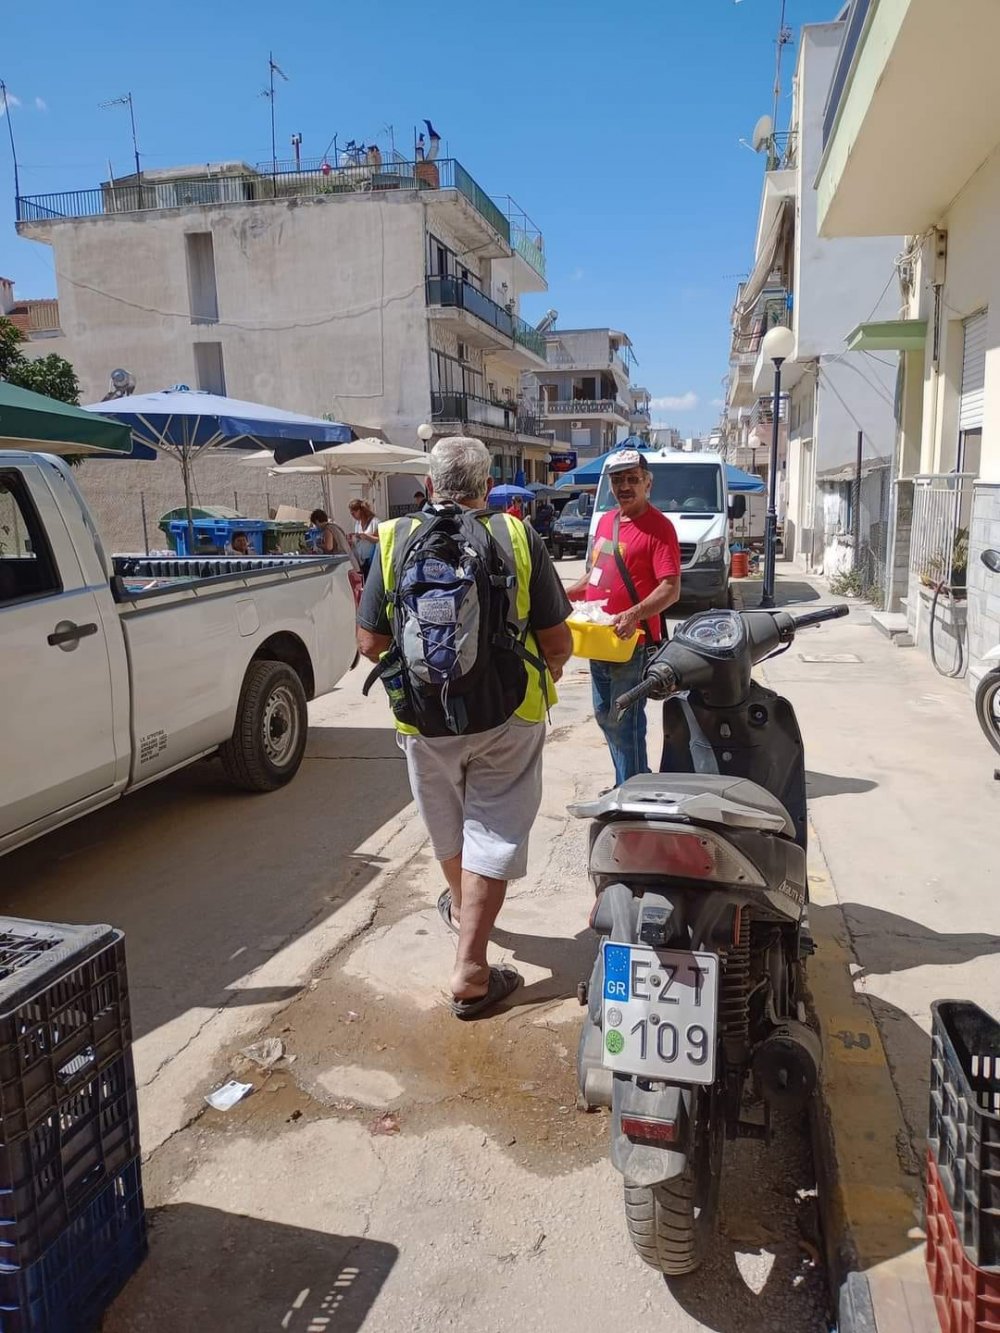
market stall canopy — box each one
[725,465,765,494]
[0,381,132,455]
[487,484,535,506]
[83,387,352,454]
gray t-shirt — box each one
[357,508,571,636]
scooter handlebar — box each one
[612,664,679,719]
[784,604,850,631]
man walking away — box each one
[567,449,680,785]
[357,437,572,1019]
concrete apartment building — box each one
[816,0,1000,689]
[15,152,550,544]
[725,18,900,582]
[522,327,638,458]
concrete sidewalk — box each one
[740,569,1000,1326]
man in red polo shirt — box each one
[568,450,681,783]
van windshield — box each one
[595,463,724,515]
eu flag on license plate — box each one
[604,943,631,1002]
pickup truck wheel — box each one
[220,660,308,792]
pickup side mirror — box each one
[728,494,747,520]
[982,549,1000,573]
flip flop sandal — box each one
[437,889,459,936]
[449,965,522,1021]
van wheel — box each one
[552,544,563,561]
[220,660,309,792]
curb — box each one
[805,837,922,1317]
[734,575,925,1327]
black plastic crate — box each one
[928,999,1000,1268]
[0,1048,140,1268]
[0,1155,146,1333]
[0,923,131,1142]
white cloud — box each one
[650,391,699,412]
[710,397,725,408]
[35,97,47,112]
[0,93,21,118]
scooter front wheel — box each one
[622,1091,723,1276]
[975,668,1000,755]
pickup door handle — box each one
[47,621,99,648]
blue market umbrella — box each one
[488,483,535,506]
[82,386,352,537]
[725,464,765,494]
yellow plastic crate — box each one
[568,618,639,663]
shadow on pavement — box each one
[805,770,878,798]
[104,1204,397,1332]
[0,727,413,1041]
[736,580,822,608]
[491,925,595,1006]
[840,902,1000,978]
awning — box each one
[845,319,927,352]
[0,381,133,455]
[738,199,792,316]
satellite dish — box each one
[751,115,774,153]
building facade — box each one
[15,154,551,543]
[725,19,901,583]
[522,328,638,458]
[816,0,1000,687]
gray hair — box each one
[428,436,492,503]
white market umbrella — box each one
[244,438,430,509]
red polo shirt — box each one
[585,505,681,642]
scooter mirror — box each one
[982,549,1000,573]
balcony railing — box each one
[19,299,61,333]
[497,196,546,280]
[822,0,875,148]
[544,399,630,418]
[426,275,513,338]
[512,316,546,360]
[431,391,517,432]
[16,157,513,247]
[425,278,547,362]
[631,405,651,419]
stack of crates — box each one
[926,1000,1000,1332]
[167,518,269,557]
[0,919,145,1332]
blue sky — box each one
[1,0,838,431]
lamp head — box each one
[762,324,795,365]
[417,423,434,443]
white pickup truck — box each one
[1,452,358,856]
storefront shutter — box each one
[959,311,988,431]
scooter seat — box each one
[577,773,797,839]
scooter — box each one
[571,601,848,1276]
[975,550,1000,757]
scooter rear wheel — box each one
[975,669,1000,756]
[622,1092,723,1276]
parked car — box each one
[0,453,359,856]
[551,496,594,560]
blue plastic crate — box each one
[168,518,268,557]
[0,1156,146,1332]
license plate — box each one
[601,942,719,1084]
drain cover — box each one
[797,653,862,663]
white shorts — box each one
[399,717,545,881]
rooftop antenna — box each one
[261,53,289,183]
[99,92,141,181]
[0,80,20,203]
[771,0,793,137]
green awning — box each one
[846,319,927,353]
[0,380,133,454]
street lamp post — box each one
[759,325,795,608]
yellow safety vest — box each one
[378,510,557,734]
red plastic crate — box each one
[926,1150,1000,1332]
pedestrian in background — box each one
[567,450,681,784]
[357,436,572,1019]
[348,499,380,572]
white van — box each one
[588,450,745,609]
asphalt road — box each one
[2,558,829,1331]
